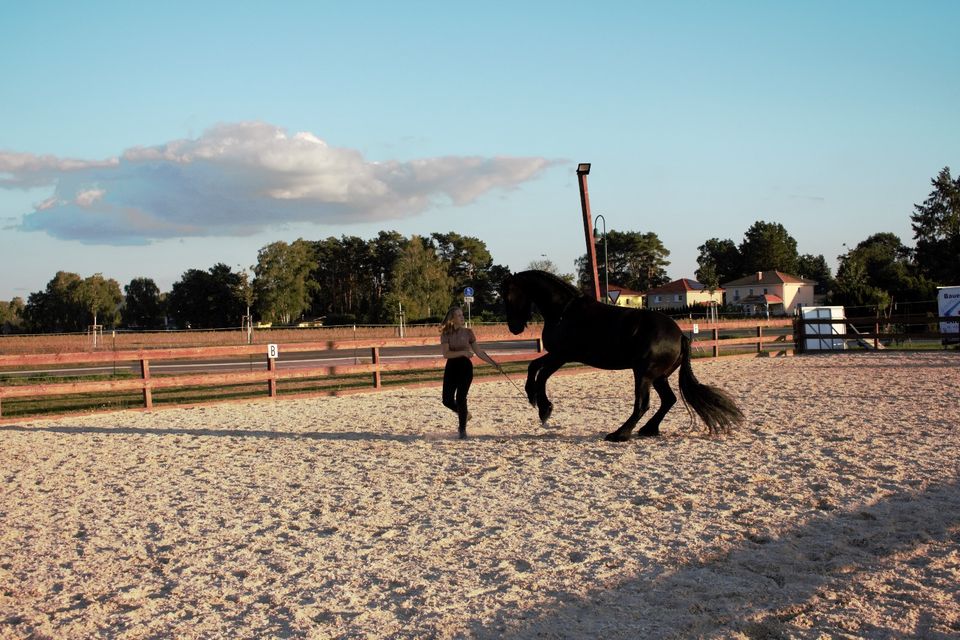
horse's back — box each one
[545,300,682,371]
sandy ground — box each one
[1,352,959,639]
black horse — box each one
[501,270,743,440]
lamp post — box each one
[594,214,609,303]
[576,163,601,301]
[237,265,254,344]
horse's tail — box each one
[677,335,744,435]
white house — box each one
[722,270,816,315]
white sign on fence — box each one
[692,324,699,334]
[268,344,279,359]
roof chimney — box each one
[757,271,763,281]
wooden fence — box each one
[0,321,794,420]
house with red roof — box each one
[644,279,724,311]
[721,270,816,315]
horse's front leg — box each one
[525,355,549,407]
[605,368,651,442]
[533,353,565,425]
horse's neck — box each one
[528,277,577,320]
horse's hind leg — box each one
[636,376,677,437]
[604,369,651,442]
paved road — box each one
[2,341,540,378]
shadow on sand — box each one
[0,423,600,445]
[469,479,960,639]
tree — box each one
[309,235,377,323]
[738,221,800,275]
[429,232,503,316]
[75,273,123,329]
[833,233,933,308]
[525,258,574,284]
[0,297,24,334]
[797,254,834,296]
[383,236,454,322]
[23,271,85,332]
[253,239,316,324]
[123,277,164,328]
[695,238,742,289]
[167,263,246,329]
[911,166,960,285]
[368,231,407,321]
[577,230,670,292]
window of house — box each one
[749,288,754,295]
[654,295,661,303]
[674,294,682,302]
[734,290,740,300]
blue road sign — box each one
[464,287,474,297]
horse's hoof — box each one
[604,432,630,442]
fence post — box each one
[140,358,153,409]
[371,347,381,389]
[712,328,719,358]
[267,356,277,398]
[874,321,880,350]
[537,337,544,353]
[757,326,763,354]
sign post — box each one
[463,287,474,326]
[266,344,279,397]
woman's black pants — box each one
[442,357,473,433]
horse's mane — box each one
[514,270,583,301]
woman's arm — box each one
[441,342,466,359]
[470,340,503,371]
[441,336,470,359]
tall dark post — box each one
[577,163,601,301]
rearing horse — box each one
[501,270,743,440]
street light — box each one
[594,214,609,303]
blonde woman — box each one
[439,306,502,438]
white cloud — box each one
[1,122,560,244]
[75,188,105,207]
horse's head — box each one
[501,274,532,334]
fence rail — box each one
[1,320,796,420]
[795,315,959,352]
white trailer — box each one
[938,286,960,344]
[800,306,846,351]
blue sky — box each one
[2,1,958,300]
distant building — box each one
[644,279,723,311]
[721,270,816,316]
[602,283,645,308]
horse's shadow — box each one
[0,423,600,444]
[469,479,960,639]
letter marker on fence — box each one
[267,344,278,397]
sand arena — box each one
[1,352,958,638]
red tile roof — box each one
[737,294,784,305]
[604,283,644,296]
[643,278,720,295]
[721,270,815,287]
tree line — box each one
[1,167,956,333]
